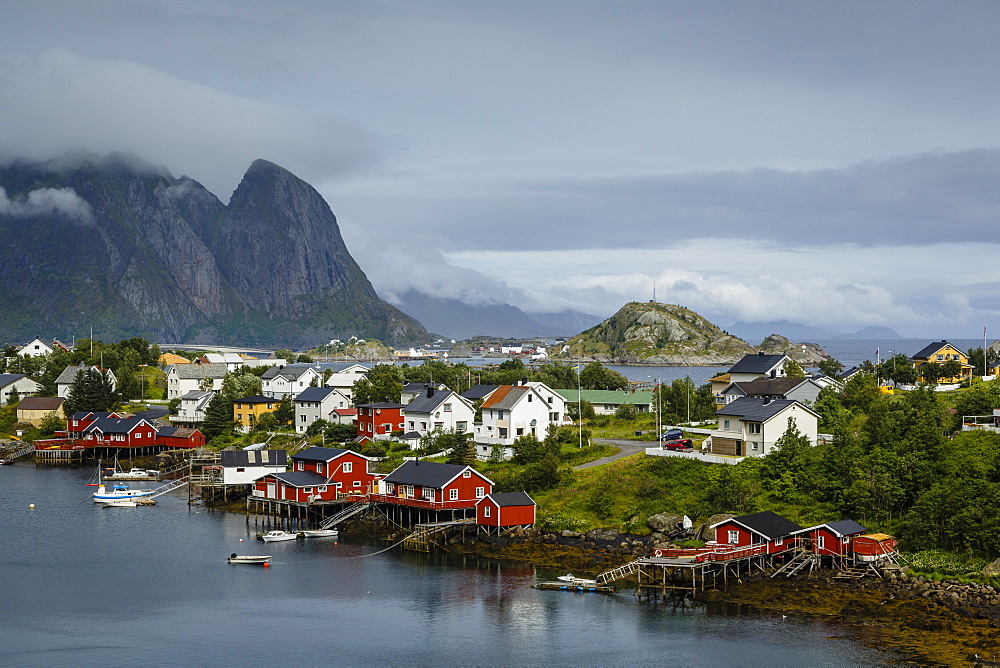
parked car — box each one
[663,439,694,451]
[659,428,683,440]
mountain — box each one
[838,326,904,339]
[392,290,602,339]
[756,334,831,364]
[555,301,756,365]
[726,319,833,342]
[0,153,427,347]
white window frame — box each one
[727,529,739,544]
[449,488,458,501]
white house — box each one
[175,390,215,428]
[321,363,371,402]
[711,397,819,458]
[475,382,565,458]
[0,374,41,405]
[719,376,827,407]
[166,363,229,400]
[219,448,288,486]
[198,352,245,371]
[293,386,352,434]
[726,353,791,383]
[19,338,53,357]
[261,364,321,399]
[403,386,475,439]
[55,365,118,399]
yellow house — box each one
[159,352,192,365]
[16,397,66,426]
[233,395,277,428]
[911,341,973,384]
[709,373,731,409]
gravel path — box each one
[574,438,651,469]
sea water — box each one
[0,464,898,665]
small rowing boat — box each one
[228,554,272,564]
[299,529,339,538]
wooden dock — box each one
[534,581,616,594]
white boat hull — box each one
[260,532,298,542]
[228,555,272,564]
[99,500,138,507]
[299,529,339,538]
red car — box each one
[663,439,694,451]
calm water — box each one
[0,464,898,666]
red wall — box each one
[713,520,791,554]
[477,499,535,526]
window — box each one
[817,536,826,549]
[424,488,435,501]
[319,485,328,492]
[723,420,730,429]
[405,485,414,497]
[550,412,558,422]
[443,403,452,412]
[775,537,783,546]
[317,463,324,475]
[304,487,313,493]
[353,481,361,487]
[516,428,524,436]
[456,421,467,431]
[748,423,761,434]
[727,530,739,544]
[236,467,245,473]
[527,394,532,402]
[343,462,352,473]
[449,489,458,500]
[297,462,304,471]
[300,415,306,422]
[475,487,485,498]
[463,470,471,478]
[484,505,491,518]
[499,428,508,438]
[936,354,944,361]
[386,483,395,494]
[408,421,414,430]
[547,396,553,404]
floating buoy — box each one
[239,538,243,542]
[29,503,34,509]
[263,563,269,568]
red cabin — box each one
[374,460,493,509]
[156,426,206,449]
[709,511,802,555]
[476,491,536,528]
[80,416,157,449]
[851,533,898,563]
[356,402,405,441]
[790,519,867,558]
[253,447,381,502]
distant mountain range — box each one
[727,320,904,342]
[391,290,602,339]
[0,153,427,347]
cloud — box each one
[0,49,383,198]
[0,185,93,225]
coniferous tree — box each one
[202,393,234,440]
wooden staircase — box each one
[596,559,643,585]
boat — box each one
[99,499,138,507]
[227,554,272,564]
[92,482,156,502]
[260,530,298,542]
[556,574,598,586]
[298,529,339,538]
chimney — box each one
[521,377,528,385]
[426,384,434,398]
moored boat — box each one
[260,530,298,542]
[299,529,339,538]
[99,499,138,507]
[227,554,272,564]
[556,574,598,586]
[93,482,156,502]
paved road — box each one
[574,438,652,469]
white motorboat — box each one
[228,554,272,564]
[299,529,339,538]
[92,482,156,502]
[99,499,138,507]
[556,574,598,586]
[260,530,298,542]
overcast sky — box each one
[2,0,999,337]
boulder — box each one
[646,513,682,532]
[586,528,621,542]
[698,513,735,541]
[561,530,582,538]
[983,558,1000,577]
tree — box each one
[614,402,638,421]
[273,397,294,425]
[939,359,964,382]
[783,359,806,378]
[968,347,1000,377]
[252,412,278,433]
[324,423,357,443]
[306,418,332,436]
[579,362,628,390]
[38,411,63,436]
[510,434,549,464]
[221,369,262,400]
[64,368,116,414]
[817,358,845,377]
[566,399,595,421]
[273,349,295,362]
[352,364,403,404]
[919,362,944,385]
[202,393,235,440]
[443,431,476,465]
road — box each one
[574,438,651,469]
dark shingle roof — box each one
[404,390,452,414]
[169,363,229,379]
[293,446,349,462]
[83,416,151,435]
[482,491,535,507]
[461,384,498,400]
[271,471,329,487]
[728,354,787,375]
[726,511,803,540]
[70,411,118,421]
[17,397,64,411]
[234,395,274,404]
[0,373,27,388]
[220,449,288,467]
[912,340,964,360]
[715,397,796,421]
[385,460,476,488]
[823,519,868,536]
[135,407,170,421]
[261,364,316,381]
[294,387,337,403]
[731,377,808,397]
[357,402,405,409]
